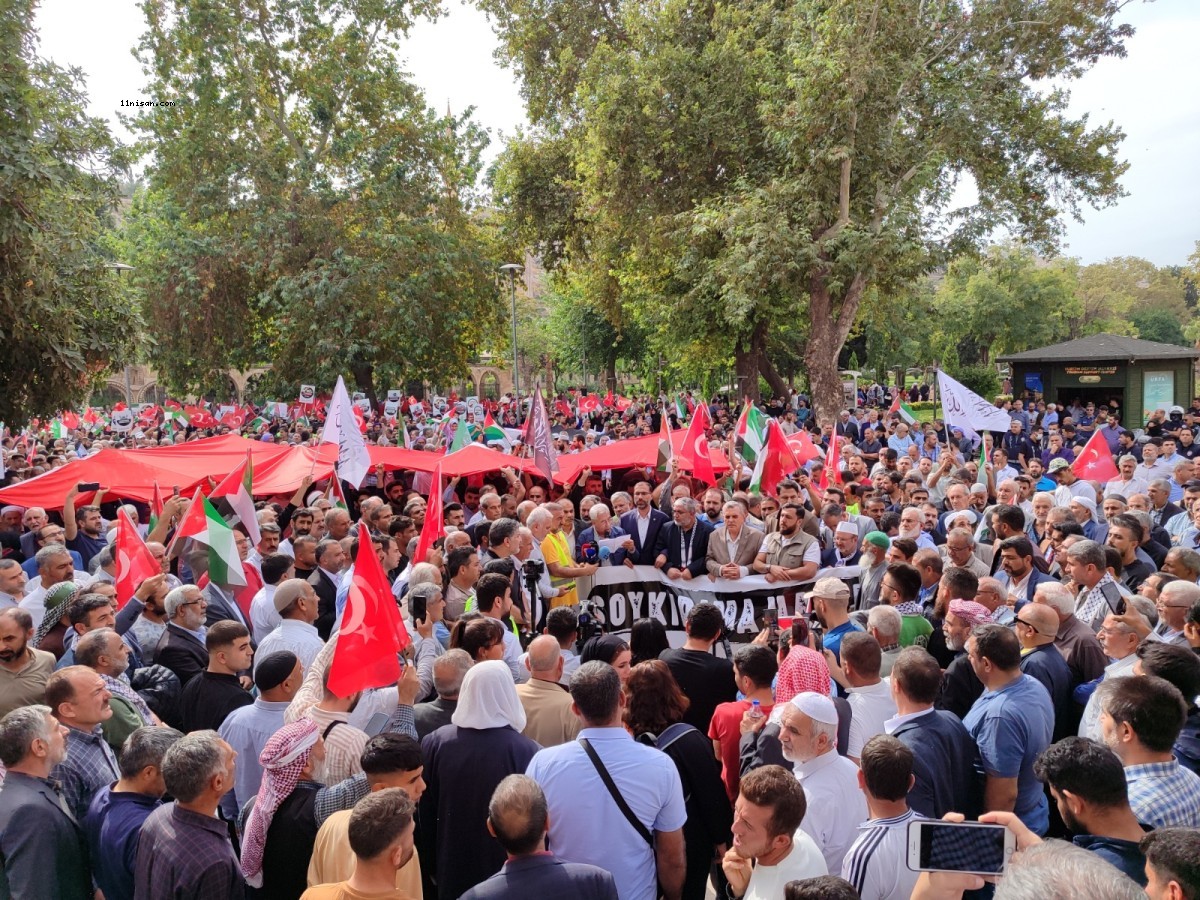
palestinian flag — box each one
[887,393,918,425]
[734,400,768,466]
[327,471,349,512]
[675,394,688,422]
[148,481,166,532]
[162,408,188,430]
[49,419,69,440]
[209,453,260,547]
[976,440,988,489]
[483,411,511,451]
[749,419,801,496]
[448,416,472,453]
[171,489,247,587]
[246,416,268,432]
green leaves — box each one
[0,0,138,423]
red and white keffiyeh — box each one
[240,718,319,887]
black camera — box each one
[576,599,604,650]
[523,559,546,577]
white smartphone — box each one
[906,819,1015,876]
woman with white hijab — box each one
[417,660,541,899]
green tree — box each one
[1130,307,1188,347]
[546,277,647,391]
[483,0,1132,420]
[124,0,501,403]
[0,0,139,423]
[933,243,1080,365]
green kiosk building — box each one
[999,333,1199,423]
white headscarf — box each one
[451,660,527,732]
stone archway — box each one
[477,370,501,401]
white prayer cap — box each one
[835,521,859,536]
[789,691,838,726]
[1,506,24,516]
[1071,496,1097,514]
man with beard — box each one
[0,607,56,717]
[1033,737,1151,884]
[935,599,991,720]
[820,522,862,569]
[776,692,867,875]
[279,507,315,559]
[753,504,820,583]
[700,488,726,527]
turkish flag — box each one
[327,523,411,698]
[219,409,245,428]
[115,509,160,609]
[412,466,445,568]
[578,394,600,415]
[1072,429,1119,483]
[681,401,716,485]
[60,411,80,430]
[786,428,822,466]
[817,431,841,491]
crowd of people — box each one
[0,386,1199,899]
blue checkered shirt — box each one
[1126,759,1200,828]
[52,723,120,822]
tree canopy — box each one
[0,0,139,424]
[484,0,1135,418]
[122,0,503,403]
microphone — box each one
[581,542,598,563]
[598,546,611,562]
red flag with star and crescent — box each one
[1073,429,1119,483]
[327,526,411,698]
[115,508,160,609]
[681,400,716,486]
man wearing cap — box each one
[856,532,889,611]
[1048,458,1097,507]
[809,577,862,668]
[255,578,324,675]
[777,691,868,874]
[820,522,862,568]
[1070,496,1101,541]
[218,651,303,818]
[964,624,1055,835]
[935,599,991,720]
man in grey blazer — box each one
[0,704,92,899]
[462,775,617,899]
[705,501,765,579]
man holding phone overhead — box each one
[63,483,107,569]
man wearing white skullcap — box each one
[777,691,867,874]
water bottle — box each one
[747,699,765,720]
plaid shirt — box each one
[1126,759,1200,828]
[134,802,244,900]
[52,723,119,821]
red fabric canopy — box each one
[552,431,731,485]
[0,449,184,510]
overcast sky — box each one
[34,0,1200,267]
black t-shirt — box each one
[658,647,737,733]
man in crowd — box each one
[83,726,183,900]
[721,764,827,899]
[1015,603,1075,739]
[777,691,867,875]
[0,704,91,898]
[75,627,156,753]
[155,585,210,686]
[516,635,581,747]
[303,788,421,900]
[462,775,619,899]
[963,624,1054,836]
[659,601,736,732]
[46,665,120,821]
[1099,675,1200,828]
[840,735,921,900]
[825,633,895,763]
[255,577,324,673]
[179,620,253,733]
[705,501,764,579]
[1033,736,1151,884]
[134,730,243,898]
[526,662,686,900]
[414,650,471,739]
[0,608,55,717]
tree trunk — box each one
[758,352,790,400]
[734,320,770,402]
[605,354,617,395]
[351,361,378,409]
[805,272,868,423]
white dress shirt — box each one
[1078,654,1138,741]
[845,679,898,759]
[796,749,869,876]
[249,584,280,643]
[255,619,324,674]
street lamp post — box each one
[499,263,524,421]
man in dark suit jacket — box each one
[200,581,253,643]
[154,586,209,687]
[889,647,980,819]
[619,482,670,566]
[460,774,617,900]
[0,705,93,900]
[653,499,713,579]
[308,539,345,640]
